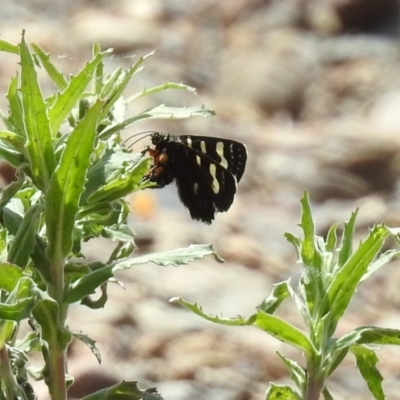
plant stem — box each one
[47,347,67,400]
[305,374,324,400]
[46,255,68,400]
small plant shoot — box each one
[174,192,400,400]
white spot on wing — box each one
[200,141,206,153]
[196,155,201,166]
[210,163,220,194]
[216,142,228,169]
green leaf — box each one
[32,296,72,350]
[81,283,108,309]
[20,32,55,190]
[100,105,214,138]
[0,39,19,54]
[0,174,24,215]
[321,225,389,332]
[172,297,253,325]
[277,352,306,391]
[127,82,196,103]
[0,277,36,321]
[47,51,104,135]
[64,245,222,304]
[115,244,224,267]
[8,204,43,268]
[324,347,349,377]
[31,43,68,90]
[335,326,400,350]
[266,383,302,400]
[63,263,112,304]
[322,387,335,400]
[299,191,316,266]
[337,210,358,267]
[99,65,137,119]
[102,224,136,260]
[45,100,104,259]
[0,130,26,154]
[80,381,161,400]
[325,223,338,253]
[17,331,41,353]
[134,104,215,121]
[284,232,301,259]
[0,320,15,348]
[73,332,101,364]
[351,345,384,400]
[84,149,150,205]
[0,263,23,291]
[257,281,290,314]
[253,309,313,354]
[361,248,400,283]
[4,75,24,136]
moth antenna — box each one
[124,131,157,149]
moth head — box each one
[150,132,170,146]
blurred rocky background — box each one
[2,0,400,399]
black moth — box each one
[142,132,247,224]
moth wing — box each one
[169,142,237,223]
[178,135,247,182]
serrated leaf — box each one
[47,51,104,135]
[361,248,400,283]
[81,282,108,309]
[20,32,55,190]
[31,43,68,90]
[65,245,221,304]
[73,332,101,364]
[45,100,104,259]
[127,82,196,103]
[257,281,290,314]
[63,264,112,304]
[335,326,400,350]
[4,75,24,136]
[351,345,384,400]
[80,381,158,400]
[253,309,313,354]
[321,225,389,332]
[99,65,137,119]
[116,244,223,267]
[172,297,252,325]
[103,224,136,260]
[277,352,306,391]
[100,105,215,138]
[134,104,215,121]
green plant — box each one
[0,32,220,400]
[175,192,400,400]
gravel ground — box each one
[2,1,400,399]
